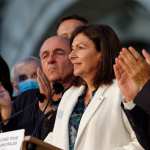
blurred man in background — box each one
[57,15,88,39]
[11,56,40,96]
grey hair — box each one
[11,56,40,81]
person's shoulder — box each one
[99,79,119,92]
[101,79,122,98]
[63,85,84,96]
[109,79,120,91]
[17,89,39,99]
[58,85,84,106]
[13,89,39,107]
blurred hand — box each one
[0,85,12,123]
[37,67,53,112]
[114,47,150,102]
[37,67,52,98]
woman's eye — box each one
[72,44,86,51]
[78,44,86,49]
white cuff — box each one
[123,100,136,110]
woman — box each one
[45,25,143,150]
[0,55,13,125]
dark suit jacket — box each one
[124,80,150,150]
[1,89,40,135]
[0,89,56,139]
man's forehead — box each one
[40,36,70,53]
[59,19,85,28]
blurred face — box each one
[40,36,73,82]
[57,19,85,39]
[69,33,101,81]
[14,62,38,83]
[0,82,6,93]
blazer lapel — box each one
[63,86,85,122]
[59,86,85,150]
[74,85,110,148]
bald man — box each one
[40,36,73,83]
[37,36,74,112]
[37,36,76,139]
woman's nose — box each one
[69,50,77,61]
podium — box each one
[22,136,62,150]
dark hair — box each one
[0,55,13,96]
[57,14,88,29]
[70,24,121,88]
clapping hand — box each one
[114,47,150,102]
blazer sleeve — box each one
[134,80,150,115]
[121,80,150,149]
[44,132,53,144]
[113,110,144,150]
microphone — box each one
[52,81,64,94]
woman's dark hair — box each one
[0,55,13,96]
[70,24,121,88]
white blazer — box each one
[45,80,143,150]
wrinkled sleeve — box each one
[114,110,144,150]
